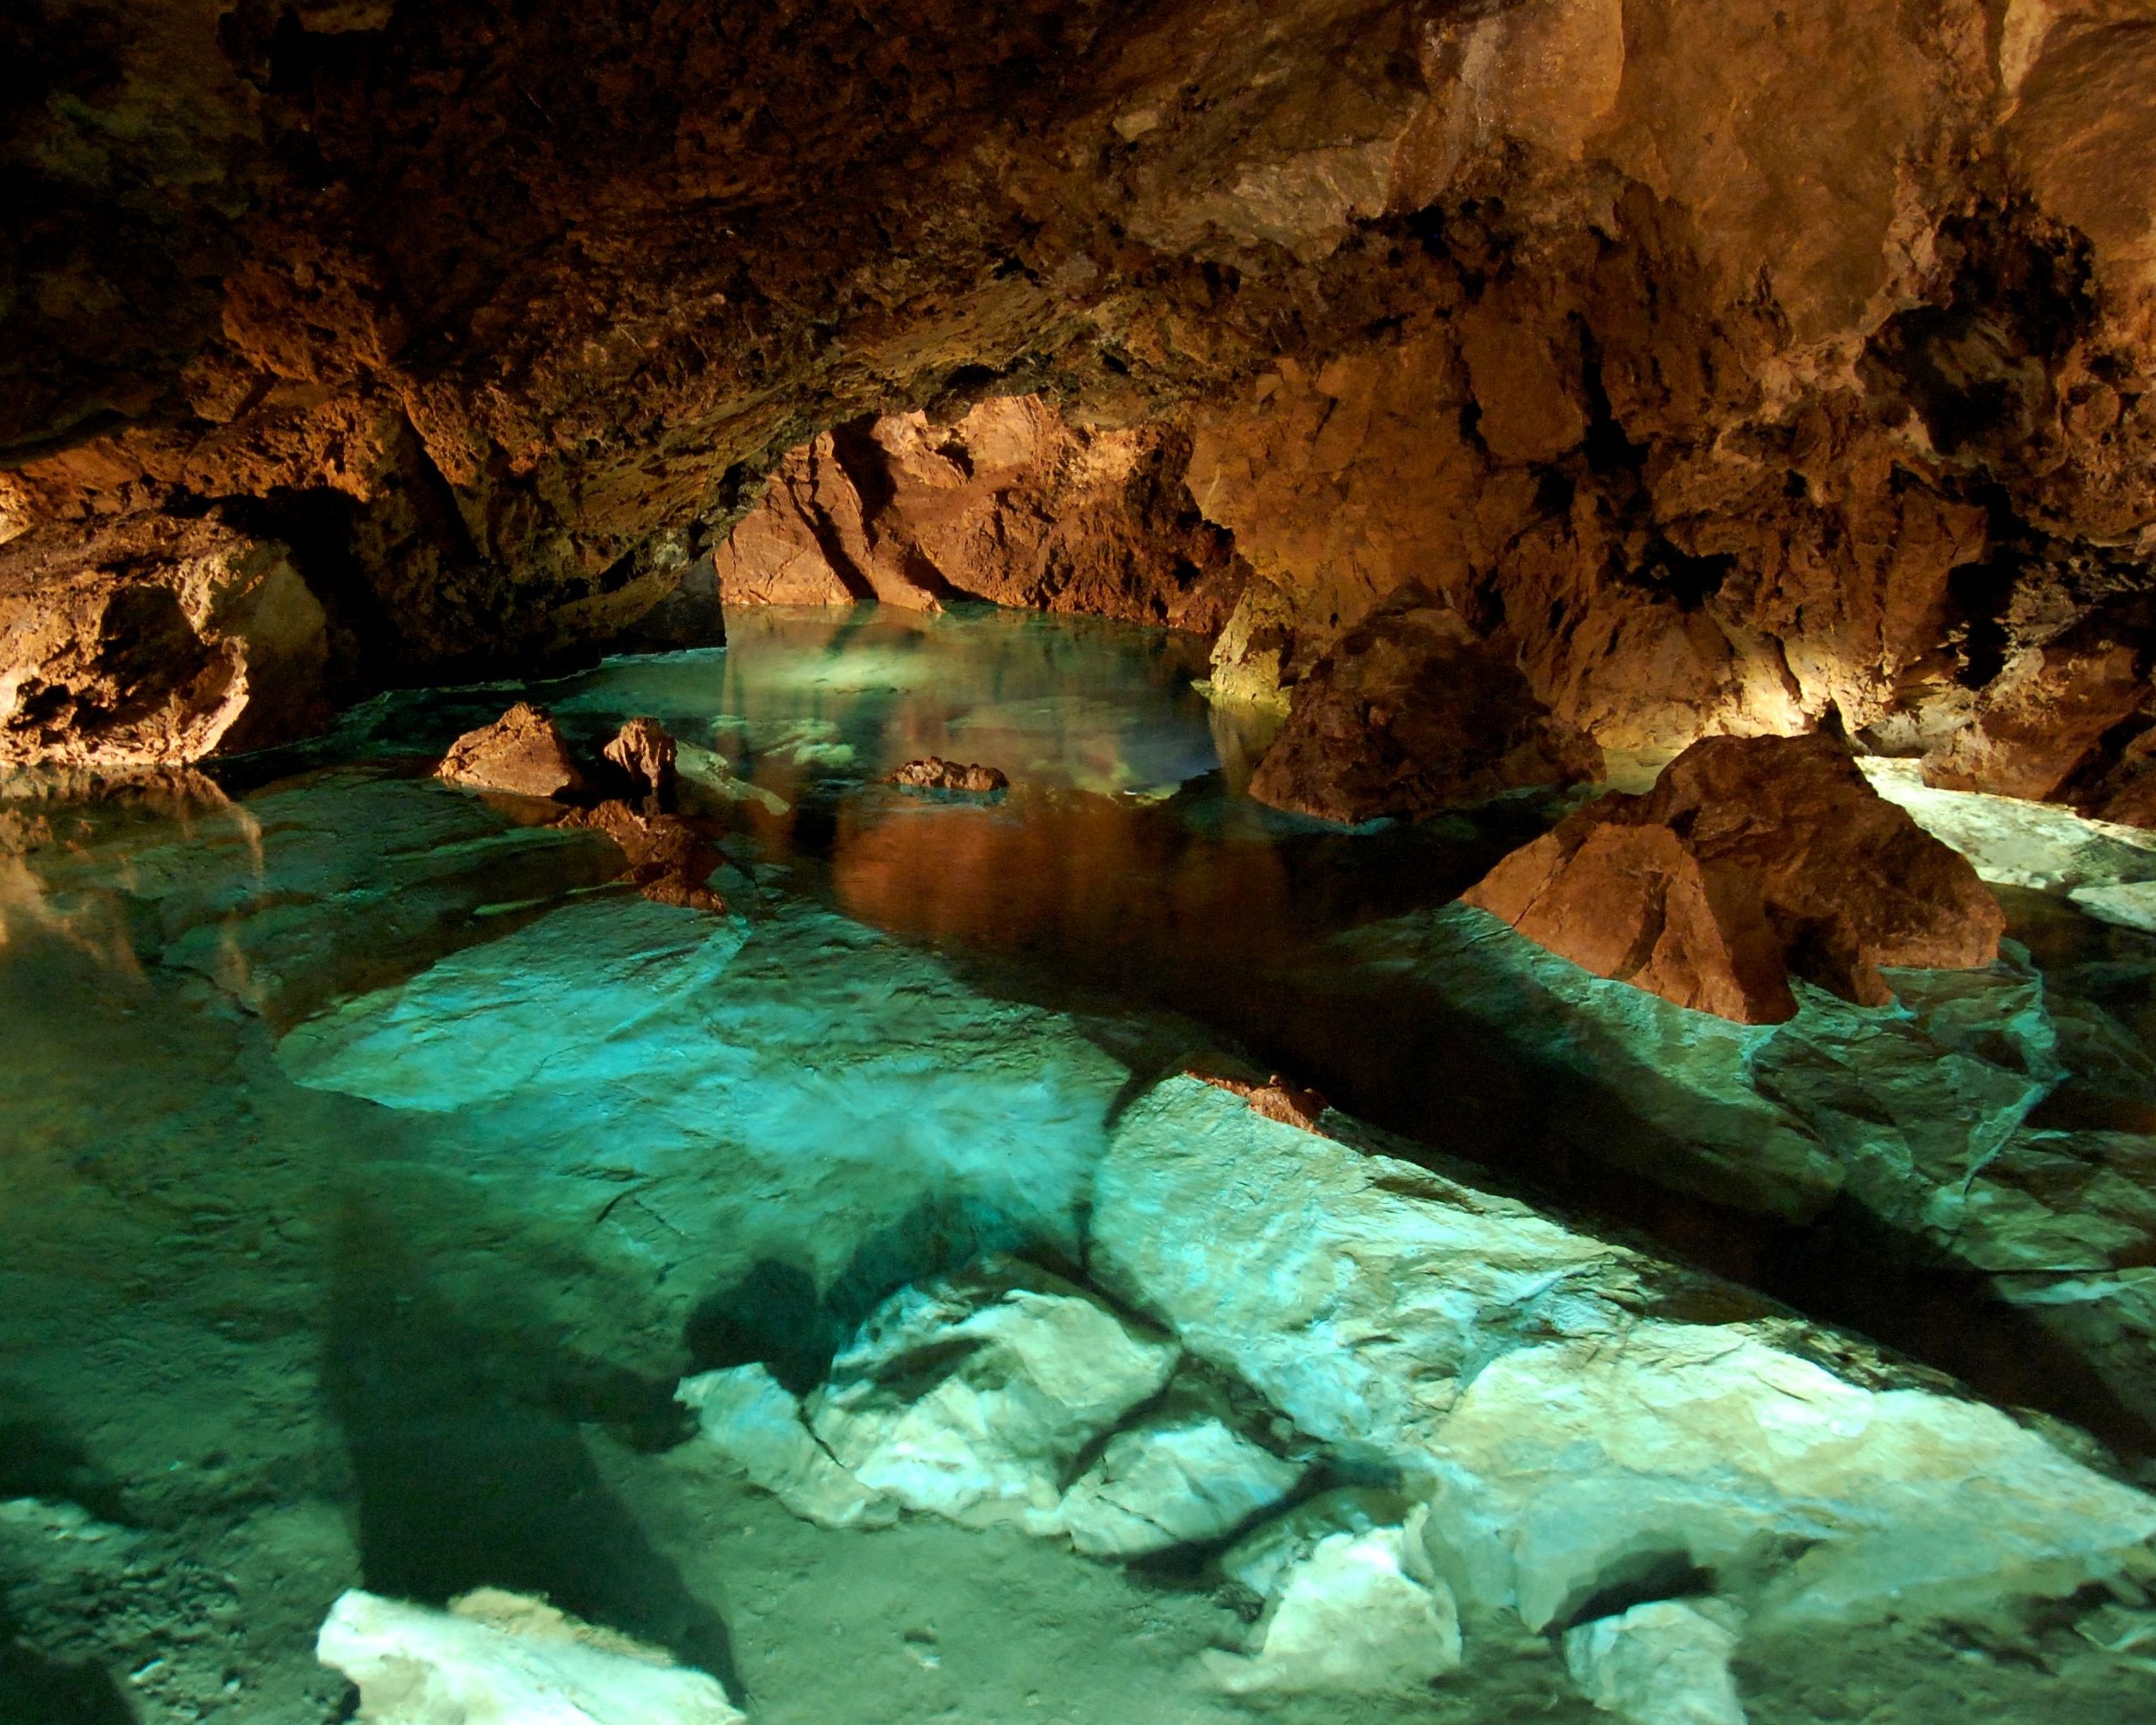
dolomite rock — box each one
[554,800,725,912]
[436,704,586,800]
[1204,1524,1463,1695]
[603,716,678,796]
[1564,1600,1747,1725]
[1092,1078,2156,1631]
[0,517,329,768]
[1463,735,2005,1023]
[1247,586,1602,824]
[886,756,1010,794]
[807,1258,1177,1525]
[1054,1417,1306,1558]
[677,1364,896,1531]
[317,1588,743,1725]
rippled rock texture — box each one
[8,0,2156,780]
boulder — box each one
[1055,1417,1306,1558]
[1463,733,2006,1023]
[885,756,1009,794]
[436,703,586,800]
[1204,1524,1463,1695]
[807,1258,1177,1525]
[1564,1600,1747,1725]
[317,1588,743,1724]
[677,1364,896,1530]
[603,716,678,795]
[1246,586,1602,824]
[555,800,725,911]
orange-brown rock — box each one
[1246,586,1602,825]
[555,800,726,913]
[1189,1070,1329,1134]
[887,757,1010,794]
[436,704,586,800]
[603,717,678,798]
[1463,735,2006,1025]
[716,399,1245,630]
[1922,627,2149,801]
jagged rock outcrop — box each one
[435,702,585,799]
[601,715,677,797]
[7,0,2156,781]
[1244,583,1603,823]
[1463,735,2004,1024]
[886,756,1011,794]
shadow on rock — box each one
[0,1603,133,1725]
[319,1202,739,1697]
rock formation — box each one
[6,0,2156,794]
[1463,735,2005,1023]
[1244,584,1603,823]
[886,756,1011,794]
[436,702,586,800]
[555,800,726,913]
[601,715,677,797]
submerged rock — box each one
[317,1588,743,1724]
[603,715,678,796]
[1094,1078,2156,1633]
[1205,1523,1462,1695]
[436,702,586,800]
[1564,1599,1746,1725]
[885,756,1010,794]
[1055,1417,1305,1558]
[1464,734,2004,1023]
[1247,586,1602,825]
[677,1364,896,1531]
[807,1258,1177,1525]
[555,800,726,911]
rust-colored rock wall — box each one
[5,0,2156,783]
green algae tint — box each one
[3,605,2156,1723]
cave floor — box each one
[3,605,2156,1722]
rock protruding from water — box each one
[603,715,678,796]
[886,756,1010,794]
[436,702,586,799]
[805,1258,1176,1525]
[1463,733,2004,1023]
[1247,586,1602,825]
[1563,1599,1747,1725]
[317,1588,743,1724]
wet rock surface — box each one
[602,716,679,798]
[1465,735,2006,1022]
[1246,586,1604,825]
[436,702,586,800]
[886,757,1012,794]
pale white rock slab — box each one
[1424,1325,2156,1631]
[809,1257,1177,1524]
[677,1363,896,1530]
[317,1588,743,1724]
[1205,1523,1462,1694]
[1054,1417,1305,1557]
[1563,1599,1746,1725]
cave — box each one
[6,3,2156,1722]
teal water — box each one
[3,605,2156,1722]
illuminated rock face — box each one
[1464,735,2005,1023]
[8,0,2156,781]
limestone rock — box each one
[603,716,678,796]
[0,517,329,768]
[886,756,1010,794]
[317,1588,743,1725]
[1247,586,1603,825]
[807,1258,1178,1525]
[1464,734,2006,1023]
[436,704,586,800]
[1564,1600,1747,1725]
[555,800,725,912]
[1923,630,2149,803]
[677,1364,896,1530]
[1055,1418,1305,1558]
[1219,1487,1416,1600]
[1205,1525,1463,1695]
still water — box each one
[3,605,2154,1722]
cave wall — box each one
[5,0,2156,792]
